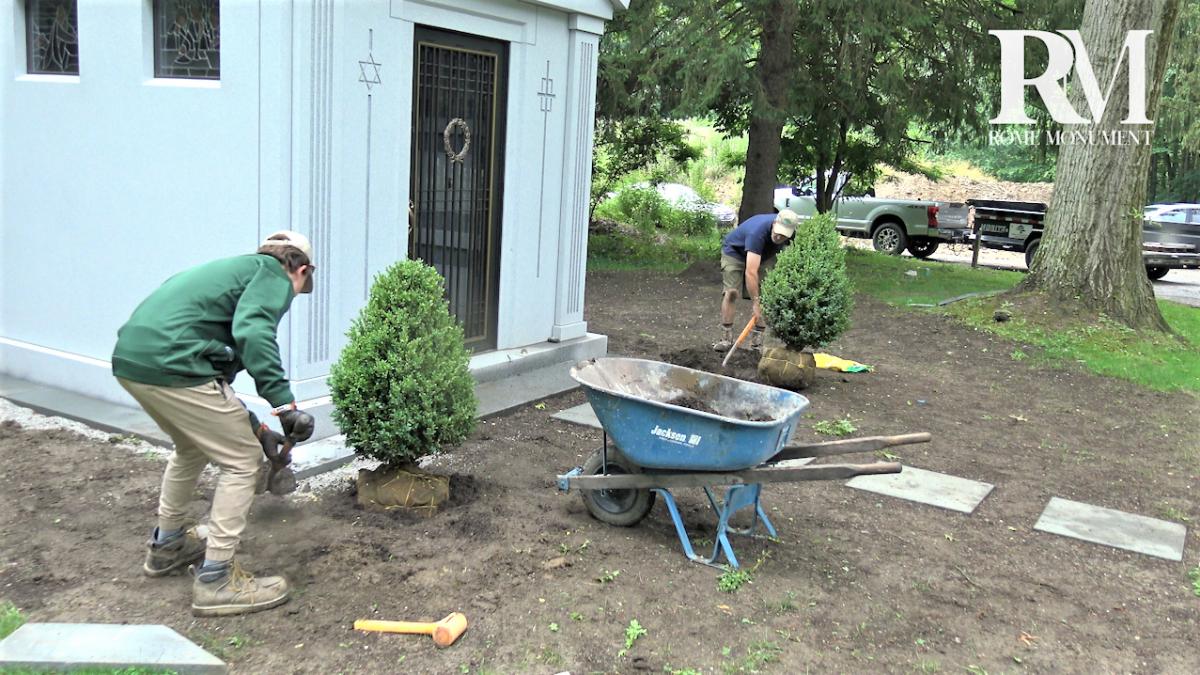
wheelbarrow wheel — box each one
[580,449,656,527]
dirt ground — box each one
[3,263,1199,674]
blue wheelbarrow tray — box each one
[571,356,809,471]
[560,357,917,569]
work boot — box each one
[749,328,766,354]
[191,560,290,617]
[143,526,207,577]
[711,325,734,352]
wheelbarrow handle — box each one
[772,432,931,461]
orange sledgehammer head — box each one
[354,612,468,648]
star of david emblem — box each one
[359,52,382,90]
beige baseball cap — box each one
[773,209,801,238]
[261,230,316,293]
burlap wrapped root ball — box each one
[758,213,853,390]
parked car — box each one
[1142,203,1200,279]
[774,187,970,258]
[969,200,1200,278]
[621,182,738,228]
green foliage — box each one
[591,117,700,215]
[596,186,716,237]
[1188,566,1200,597]
[760,213,853,351]
[329,260,476,464]
[621,619,648,653]
[717,568,752,592]
[931,143,1056,183]
[812,418,857,437]
[1,601,24,640]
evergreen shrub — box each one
[329,260,477,465]
[760,213,853,351]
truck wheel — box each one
[1024,239,1041,270]
[872,221,908,256]
[579,448,655,527]
[907,238,939,259]
[1146,266,1170,280]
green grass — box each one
[588,231,722,272]
[845,248,1023,306]
[841,247,1200,394]
[947,297,1200,393]
[1,601,25,640]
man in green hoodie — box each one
[113,231,317,616]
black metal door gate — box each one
[410,27,508,351]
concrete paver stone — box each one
[846,465,995,514]
[1034,497,1187,561]
[0,623,226,674]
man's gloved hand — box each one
[278,409,315,443]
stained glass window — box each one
[25,0,79,75]
[154,0,220,80]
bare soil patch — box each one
[2,265,1199,673]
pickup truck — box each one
[969,200,1200,279]
[773,187,970,258]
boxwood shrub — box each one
[760,212,853,351]
[329,260,476,465]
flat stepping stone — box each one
[552,402,602,429]
[1034,497,1187,561]
[0,623,225,673]
[846,466,994,514]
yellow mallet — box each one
[354,612,468,648]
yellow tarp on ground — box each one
[813,353,872,373]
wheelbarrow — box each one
[557,357,929,568]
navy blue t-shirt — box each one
[721,213,788,262]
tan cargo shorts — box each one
[720,254,776,299]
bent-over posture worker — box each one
[713,209,800,352]
[112,231,317,616]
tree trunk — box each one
[738,1,797,223]
[1021,0,1180,332]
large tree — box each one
[603,0,1015,219]
[1022,0,1182,331]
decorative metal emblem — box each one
[443,118,472,164]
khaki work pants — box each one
[117,377,261,563]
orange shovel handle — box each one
[722,315,759,367]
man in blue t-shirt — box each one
[714,209,800,352]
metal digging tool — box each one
[722,315,758,368]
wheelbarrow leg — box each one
[652,488,725,569]
[702,484,777,569]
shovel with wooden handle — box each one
[722,315,759,368]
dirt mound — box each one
[660,346,763,384]
[876,171,1054,205]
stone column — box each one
[549,14,604,343]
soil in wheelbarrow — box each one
[665,393,774,422]
[4,262,1200,674]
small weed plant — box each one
[813,418,857,436]
[618,619,648,657]
[1188,565,1200,597]
[597,569,621,584]
[718,568,753,593]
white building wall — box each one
[2,0,612,409]
[1,3,264,402]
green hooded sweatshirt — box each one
[112,254,297,408]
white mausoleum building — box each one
[1,0,622,438]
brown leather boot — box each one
[191,560,290,617]
[143,526,206,577]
